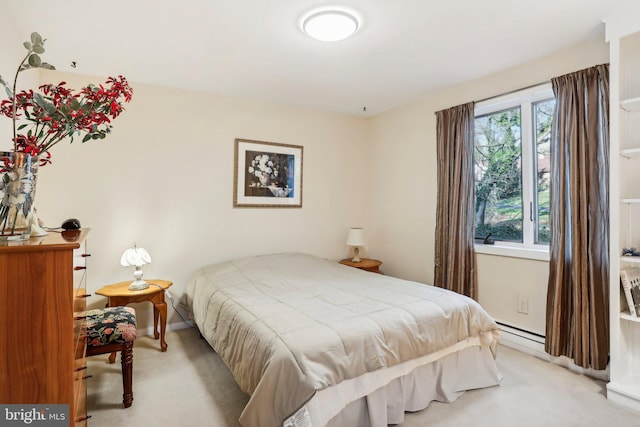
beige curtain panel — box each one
[546,64,610,370]
[434,102,478,300]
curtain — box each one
[434,102,478,299]
[545,64,609,370]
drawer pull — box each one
[74,266,87,271]
[75,366,87,372]
[82,374,93,380]
[77,293,91,299]
[74,314,87,321]
[75,415,92,422]
[81,253,92,257]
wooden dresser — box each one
[0,229,91,426]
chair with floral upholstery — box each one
[85,306,137,407]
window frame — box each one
[473,83,554,260]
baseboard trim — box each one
[607,383,640,413]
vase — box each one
[0,151,39,241]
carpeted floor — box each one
[87,327,639,427]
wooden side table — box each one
[95,279,173,357]
[339,258,383,273]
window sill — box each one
[474,243,550,261]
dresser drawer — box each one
[74,278,89,313]
[73,239,89,288]
[74,370,88,426]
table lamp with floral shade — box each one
[0,32,133,241]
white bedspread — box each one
[184,253,500,427]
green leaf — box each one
[44,102,56,114]
[30,32,42,45]
[33,93,46,108]
[32,44,45,54]
[71,98,80,110]
[41,63,55,70]
[82,134,91,143]
[4,87,12,98]
[28,54,41,67]
[17,124,27,130]
[23,41,32,50]
[92,134,100,140]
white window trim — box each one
[474,83,553,260]
[475,242,550,261]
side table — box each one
[339,258,383,273]
[95,279,173,358]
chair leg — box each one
[121,341,134,407]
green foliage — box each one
[474,108,522,226]
[0,32,56,151]
[476,223,522,242]
[474,98,555,244]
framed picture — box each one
[234,138,303,207]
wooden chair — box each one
[85,306,137,407]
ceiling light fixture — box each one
[302,9,359,42]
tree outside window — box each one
[473,86,554,248]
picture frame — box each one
[234,138,303,208]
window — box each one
[474,84,554,252]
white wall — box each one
[34,71,369,329]
[367,32,610,334]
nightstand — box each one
[339,258,382,273]
[95,279,173,355]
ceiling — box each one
[2,0,626,117]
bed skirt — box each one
[285,345,501,427]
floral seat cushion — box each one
[86,306,137,347]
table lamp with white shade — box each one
[346,227,365,262]
[120,244,152,290]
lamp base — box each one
[351,247,361,263]
[128,278,149,291]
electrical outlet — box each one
[517,296,529,314]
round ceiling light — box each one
[302,10,359,42]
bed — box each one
[184,253,501,427]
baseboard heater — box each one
[495,321,547,360]
[496,321,545,343]
[495,321,608,380]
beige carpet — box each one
[87,327,639,427]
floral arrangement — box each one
[0,32,132,239]
[248,153,283,187]
[247,152,293,197]
[0,32,133,166]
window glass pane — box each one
[533,99,554,244]
[474,107,523,243]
